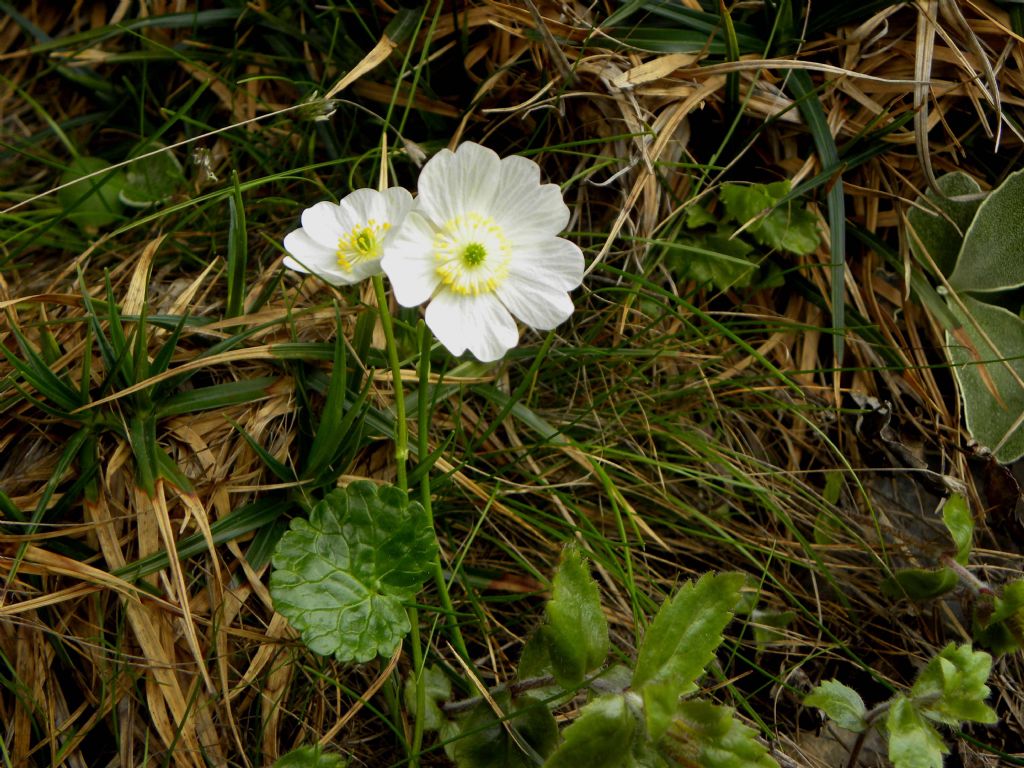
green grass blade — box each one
[226,171,248,319]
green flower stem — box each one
[417,321,471,663]
[371,274,409,492]
[370,273,419,767]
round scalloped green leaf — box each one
[907,172,982,278]
[119,142,184,208]
[57,156,125,230]
[945,295,1024,463]
[270,481,437,662]
[949,170,1024,292]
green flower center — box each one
[337,219,390,272]
[461,242,487,267]
[433,213,511,296]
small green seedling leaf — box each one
[633,572,743,740]
[941,494,973,565]
[404,664,452,732]
[119,141,184,208]
[881,568,958,602]
[910,643,997,726]
[673,233,759,291]
[973,580,1024,655]
[751,609,796,648]
[543,694,636,768]
[886,695,947,768]
[661,701,779,768]
[945,295,1024,463]
[269,481,437,662]
[804,680,868,732]
[949,169,1024,293]
[451,692,558,768]
[57,156,125,230]
[541,544,610,688]
[720,181,821,255]
[272,745,347,768]
[906,171,983,278]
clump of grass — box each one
[1,2,1022,767]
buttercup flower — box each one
[380,142,584,362]
[283,187,414,285]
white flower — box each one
[380,142,584,362]
[283,187,414,286]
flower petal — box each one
[381,211,442,306]
[380,186,415,236]
[496,276,574,330]
[300,201,347,246]
[417,142,501,224]
[425,291,519,362]
[491,155,570,236]
[508,236,585,291]
[283,229,336,273]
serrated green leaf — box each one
[633,572,743,740]
[907,171,983,277]
[804,680,867,732]
[670,233,759,291]
[989,580,1024,625]
[881,568,958,601]
[945,295,1024,463]
[271,745,347,768]
[684,204,717,229]
[887,696,947,768]
[541,544,609,688]
[633,573,743,688]
[543,694,636,768]
[451,692,558,768]
[57,156,125,230]
[911,643,997,725]
[941,494,973,565]
[119,141,184,208]
[269,481,437,662]
[949,169,1024,292]
[661,701,778,768]
[404,664,452,732]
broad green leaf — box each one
[941,494,972,565]
[269,481,437,662]
[404,664,452,732]
[543,694,636,768]
[720,181,821,255]
[633,572,743,740]
[517,630,553,681]
[684,203,717,229]
[804,680,867,732]
[950,169,1024,292]
[945,295,1024,463]
[881,568,958,602]
[886,696,947,768]
[119,141,184,208]
[906,171,983,277]
[451,692,558,768]
[541,544,610,688]
[661,701,778,768]
[910,643,997,725]
[272,745,346,768]
[57,156,125,230]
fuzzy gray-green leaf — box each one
[945,295,1024,463]
[269,481,437,662]
[949,169,1024,292]
[907,171,982,277]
